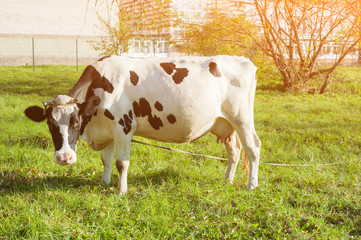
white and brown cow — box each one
[25,55,261,193]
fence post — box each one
[32,37,35,72]
[76,38,79,72]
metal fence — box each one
[1,34,359,69]
[0,34,102,68]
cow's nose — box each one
[56,153,73,165]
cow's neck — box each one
[68,65,99,103]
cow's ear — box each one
[79,96,100,116]
[24,106,50,122]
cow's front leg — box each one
[114,132,133,195]
[116,158,130,194]
[101,141,114,186]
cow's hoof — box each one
[116,191,127,195]
[116,187,127,195]
[225,179,234,185]
[101,180,110,187]
[247,183,258,190]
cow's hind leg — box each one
[101,141,114,186]
[234,123,261,190]
[224,132,242,184]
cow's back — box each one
[89,55,256,143]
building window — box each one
[133,40,140,54]
[321,44,331,55]
[332,45,340,55]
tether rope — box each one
[131,139,346,167]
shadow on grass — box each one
[0,167,183,195]
[0,170,99,195]
[0,65,82,97]
[130,167,182,187]
[0,166,223,196]
[350,219,361,237]
[1,79,75,97]
[256,83,285,92]
[4,135,51,149]
[130,166,222,189]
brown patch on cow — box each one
[97,56,111,61]
[149,115,163,130]
[209,62,221,77]
[154,101,163,112]
[133,101,141,117]
[101,155,105,166]
[124,114,131,124]
[69,65,114,102]
[133,98,163,130]
[160,62,189,84]
[80,109,95,135]
[123,126,131,135]
[160,62,176,75]
[104,109,115,120]
[130,70,139,86]
[116,160,124,173]
[139,98,151,118]
[118,110,133,135]
[167,114,176,124]
[85,68,114,101]
[173,68,189,84]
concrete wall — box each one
[0,0,106,65]
[0,34,102,66]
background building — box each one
[0,0,358,65]
[123,0,245,57]
[0,0,104,66]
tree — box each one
[92,0,360,93]
[177,11,257,57]
[250,0,361,93]
[181,0,360,92]
[357,0,361,65]
[92,0,175,56]
[91,2,132,55]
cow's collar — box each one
[42,95,79,108]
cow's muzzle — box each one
[54,153,76,165]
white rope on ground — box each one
[131,140,227,161]
[260,162,345,167]
[131,139,346,167]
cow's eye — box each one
[70,118,80,128]
[73,120,80,127]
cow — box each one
[24,55,261,194]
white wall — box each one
[0,0,109,65]
[0,0,103,36]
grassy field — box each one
[0,65,361,239]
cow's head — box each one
[24,95,100,165]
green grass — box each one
[256,62,361,94]
[1,65,361,239]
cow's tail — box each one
[248,62,258,128]
[242,151,249,184]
